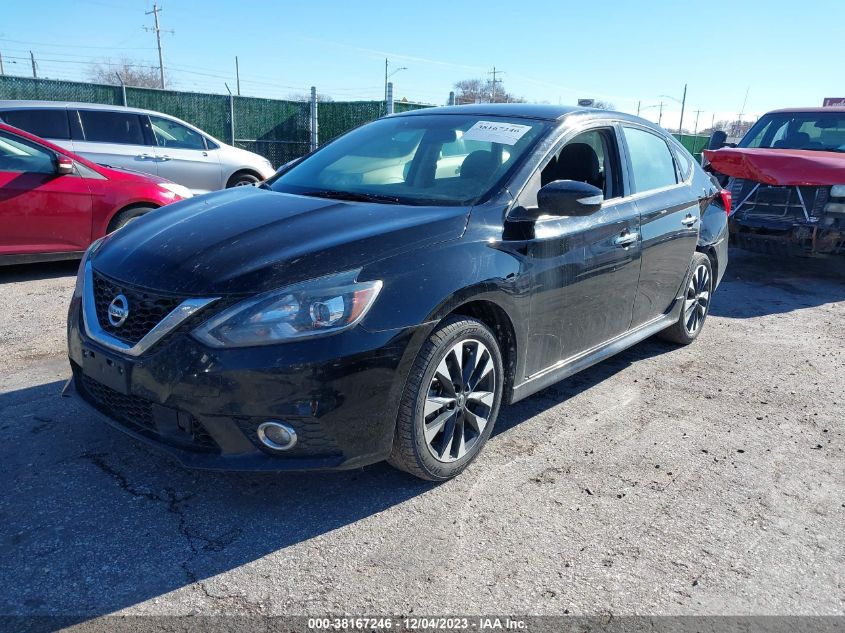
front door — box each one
[72,109,159,177]
[620,125,700,327]
[521,127,642,376]
[0,130,92,255]
[149,115,222,193]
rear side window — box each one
[622,126,678,193]
[78,110,145,145]
[0,109,70,140]
[673,144,693,180]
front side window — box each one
[0,131,56,173]
[150,116,206,150]
[622,126,678,193]
[78,110,145,145]
[0,109,70,140]
[269,114,548,206]
[739,112,845,152]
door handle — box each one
[681,214,699,227]
[158,155,172,161]
[136,153,154,160]
[613,231,639,247]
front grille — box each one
[77,370,218,453]
[730,178,829,221]
[234,417,342,457]
[92,272,184,345]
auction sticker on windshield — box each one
[463,120,532,145]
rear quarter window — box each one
[622,126,678,193]
[0,109,70,140]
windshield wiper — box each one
[298,189,402,204]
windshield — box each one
[739,111,845,152]
[267,114,549,206]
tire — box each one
[226,171,261,188]
[658,252,713,345]
[107,206,155,233]
[388,316,504,481]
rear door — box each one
[71,109,159,177]
[620,125,699,328]
[0,130,93,255]
[148,114,221,192]
[522,125,642,375]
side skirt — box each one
[509,310,680,404]
[0,251,84,266]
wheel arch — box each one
[225,168,263,188]
[105,202,159,234]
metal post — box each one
[310,86,318,152]
[636,100,641,116]
[0,52,4,76]
[225,83,235,145]
[678,83,687,135]
[386,82,394,115]
[235,56,241,96]
[30,51,37,78]
[658,101,663,127]
[384,58,388,104]
[448,91,455,106]
[115,73,127,106]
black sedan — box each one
[64,104,728,481]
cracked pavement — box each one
[0,249,843,617]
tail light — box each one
[719,189,732,216]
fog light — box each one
[257,421,298,451]
[823,202,845,215]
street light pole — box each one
[678,83,687,135]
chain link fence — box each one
[0,76,430,166]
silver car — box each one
[0,101,275,194]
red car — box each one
[0,122,192,265]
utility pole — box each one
[658,101,664,127]
[144,3,171,89]
[383,59,406,105]
[488,67,503,103]
[678,83,687,135]
[235,56,241,95]
[637,100,641,116]
[692,109,703,136]
[0,52,4,76]
[30,51,37,78]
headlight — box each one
[830,185,845,198]
[159,182,193,199]
[192,269,383,347]
[72,237,106,299]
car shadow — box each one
[0,339,681,624]
[0,259,78,284]
[709,247,845,319]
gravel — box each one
[0,249,842,617]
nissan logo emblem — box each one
[107,294,130,327]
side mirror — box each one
[56,156,74,175]
[707,130,728,150]
[535,180,603,217]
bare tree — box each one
[453,78,525,104]
[88,58,166,88]
[593,100,615,110]
[287,92,334,102]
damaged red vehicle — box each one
[704,108,845,256]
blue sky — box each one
[1,0,843,131]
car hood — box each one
[704,147,845,186]
[91,186,470,295]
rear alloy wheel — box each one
[227,171,261,188]
[388,317,504,481]
[659,252,713,345]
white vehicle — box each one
[0,100,275,194]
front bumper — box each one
[66,297,420,471]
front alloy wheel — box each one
[389,317,504,481]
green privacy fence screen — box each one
[673,133,710,163]
[0,75,430,166]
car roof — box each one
[0,99,170,117]
[765,107,845,114]
[391,103,666,130]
